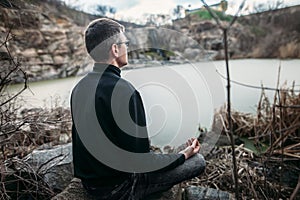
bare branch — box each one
[200,1,249,199]
[216,70,300,92]
[0,29,28,106]
[200,0,223,28]
[229,0,246,27]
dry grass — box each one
[183,84,300,199]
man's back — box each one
[71,64,150,186]
[71,18,205,199]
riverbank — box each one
[1,86,299,199]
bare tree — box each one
[200,0,247,199]
[0,32,27,107]
[0,29,72,199]
[173,5,185,19]
[95,4,116,17]
[0,29,28,162]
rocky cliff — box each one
[171,5,300,59]
[238,6,300,58]
[0,0,146,82]
[1,1,299,83]
[0,0,97,82]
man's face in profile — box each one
[116,33,129,68]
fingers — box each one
[186,138,199,147]
[186,138,192,146]
[181,138,201,159]
[191,139,200,153]
[191,139,197,148]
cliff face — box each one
[1,1,299,83]
[238,6,300,58]
[0,0,95,82]
[172,5,300,60]
[0,0,145,82]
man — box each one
[71,18,206,200]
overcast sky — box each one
[64,0,300,22]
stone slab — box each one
[184,186,233,200]
[52,178,182,200]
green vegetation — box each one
[191,9,233,22]
[250,26,267,37]
[239,137,268,155]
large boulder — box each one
[24,143,73,192]
[51,178,98,200]
[184,186,233,200]
[52,178,182,200]
[145,184,182,200]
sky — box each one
[64,0,300,23]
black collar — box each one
[93,63,121,76]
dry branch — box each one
[0,29,72,199]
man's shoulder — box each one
[117,77,136,92]
[111,77,139,99]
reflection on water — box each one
[10,59,300,146]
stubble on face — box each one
[116,34,128,68]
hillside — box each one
[171,5,300,59]
[0,0,92,82]
[238,6,300,58]
[0,0,139,82]
[0,1,299,83]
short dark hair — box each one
[85,18,125,62]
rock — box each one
[22,48,38,57]
[24,143,73,192]
[51,178,97,200]
[24,143,72,170]
[183,48,201,60]
[59,133,70,143]
[52,178,182,200]
[48,40,62,53]
[52,179,233,200]
[145,184,182,200]
[0,51,10,60]
[279,42,300,58]
[41,54,53,63]
[2,0,300,84]
[184,186,233,200]
[53,55,66,64]
[0,2,91,83]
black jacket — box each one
[71,63,185,186]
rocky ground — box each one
[0,1,299,199]
[0,105,299,199]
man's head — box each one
[85,18,128,67]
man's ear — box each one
[111,44,119,57]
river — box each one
[11,59,300,147]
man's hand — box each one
[179,138,201,160]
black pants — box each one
[83,153,206,200]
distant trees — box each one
[253,0,285,13]
[145,14,172,26]
[172,5,185,19]
[95,5,116,17]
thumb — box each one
[191,139,198,148]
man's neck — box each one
[110,60,121,68]
[95,60,122,69]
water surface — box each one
[11,59,300,146]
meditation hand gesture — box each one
[179,138,201,160]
